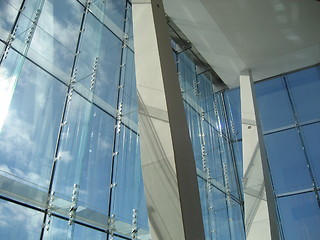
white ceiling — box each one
[163,0,320,88]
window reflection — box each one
[0,56,66,190]
[277,192,320,240]
[264,129,313,194]
[255,77,295,132]
[0,199,43,240]
[53,93,115,214]
[75,13,122,111]
[43,216,107,240]
[286,67,320,124]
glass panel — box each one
[184,103,202,170]
[264,129,313,194]
[198,177,212,240]
[91,0,126,31]
[232,141,243,186]
[301,123,320,186]
[255,77,295,132]
[10,0,46,54]
[75,13,122,112]
[228,200,245,240]
[121,49,138,130]
[286,66,320,124]
[28,0,83,81]
[0,0,20,41]
[210,187,232,240]
[126,3,134,49]
[0,56,66,190]
[52,93,115,216]
[224,88,242,140]
[111,125,149,231]
[203,121,224,186]
[215,93,228,135]
[220,137,239,198]
[277,192,320,240]
[178,51,197,104]
[0,199,43,239]
[43,216,107,240]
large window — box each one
[0,1,148,239]
[0,1,246,239]
[255,66,320,240]
[176,49,245,240]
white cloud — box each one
[59,150,73,163]
[0,201,43,236]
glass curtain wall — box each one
[224,65,320,240]
[0,0,246,239]
[174,48,245,240]
[0,0,149,239]
[254,66,320,240]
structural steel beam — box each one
[240,70,280,240]
[132,0,205,239]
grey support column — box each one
[132,0,205,240]
[240,70,280,240]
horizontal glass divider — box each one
[276,187,317,198]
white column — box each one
[132,0,205,240]
[240,70,280,240]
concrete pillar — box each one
[240,70,280,240]
[132,0,205,239]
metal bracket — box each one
[90,57,99,91]
[68,184,79,225]
[25,9,40,44]
[131,209,138,239]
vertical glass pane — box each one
[10,0,46,54]
[184,103,202,170]
[277,192,320,240]
[228,201,245,240]
[0,199,43,239]
[29,0,83,80]
[255,77,295,132]
[232,141,243,185]
[53,93,114,215]
[210,187,231,240]
[198,177,212,240]
[264,129,313,194]
[0,56,66,190]
[111,126,149,230]
[224,88,242,140]
[0,0,20,41]
[205,122,224,185]
[286,66,320,124]
[301,122,320,186]
[220,137,239,198]
[122,49,138,129]
[126,3,133,48]
[91,0,126,31]
[178,51,197,104]
[75,13,122,111]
